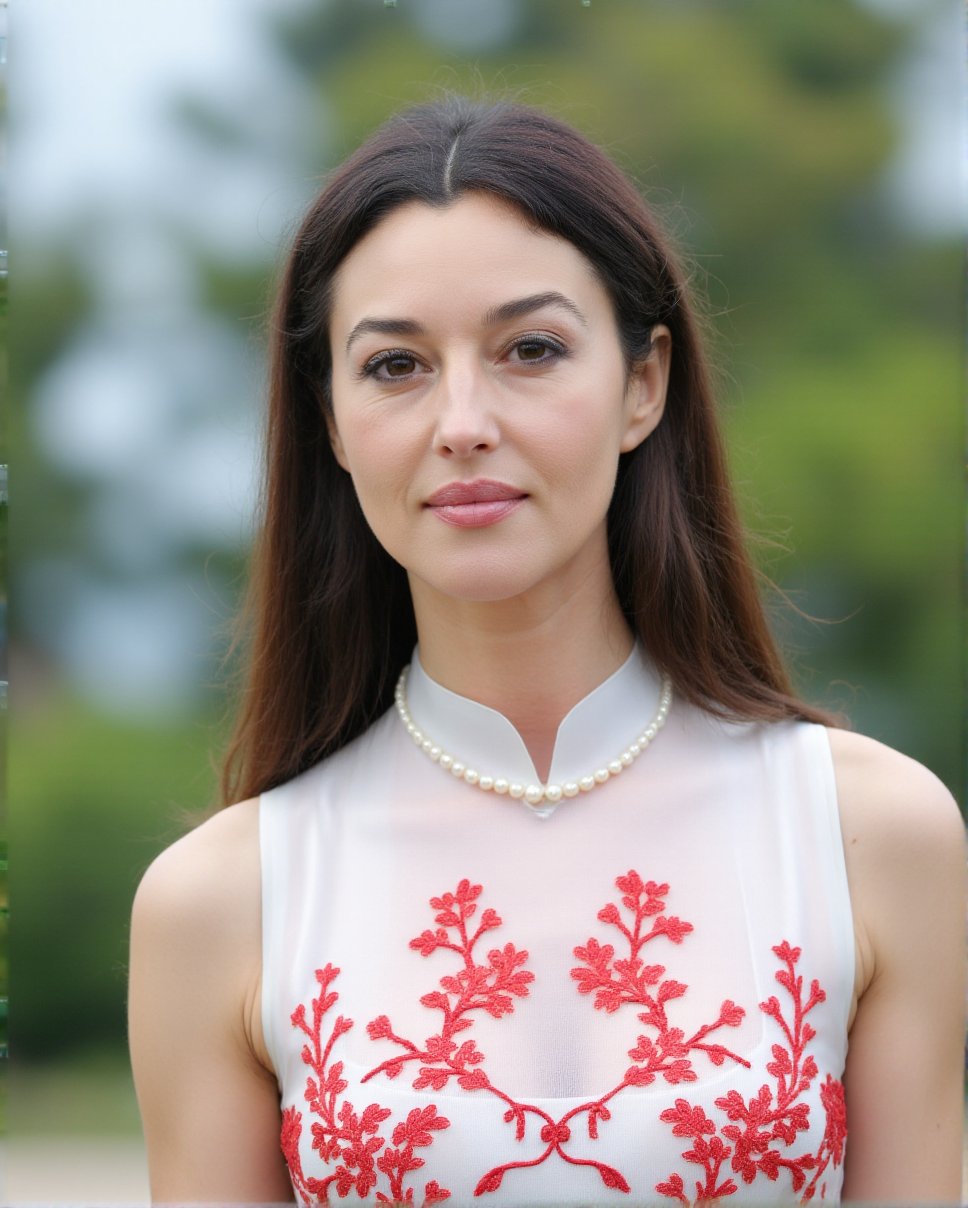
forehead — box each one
[328,194,607,332]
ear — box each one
[325,406,350,472]
[619,325,671,454]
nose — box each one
[431,364,500,458]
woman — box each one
[128,97,965,1204]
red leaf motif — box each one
[767,1042,792,1078]
[413,1067,450,1092]
[367,1014,392,1040]
[279,1106,302,1161]
[659,939,845,1204]
[758,1149,782,1180]
[453,1040,483,1066]
[393,1105,450,1148]
[376,1146,400,1176]
[424,1179,451,1204]
[658,1026,687,1056]
[660,1098,715,1137]
[483,994,514,1019]
[658,978,687,1003]
[656,1172,687,1203]
[653,915,693,943]
[820,1074,848,1165]
[474,1168,505,1195]
[594,986,626,1014]
[616,870,646,896]
[573,937,614,969]
[292,884,843,1208]
[359,1103,392,1133]
[662,1059,697,1084]
[773,940,801,964]
[355,1168,378,1196]
[419,991,449,1011]
[715,1092,744,1116]
[410,928,448,957]
[423,1035,456,1062]
[323,1062,347,1095]
[628,1034,656,1063]
[759,994,782,1020]
[457,1069,489,1090]
[598,1164,632,1192]
[718,998,745,1027]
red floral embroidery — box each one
[655,941,847,1204]
[284,964,452,1205]
[362,873,749,1197]
[283,873,845,1204]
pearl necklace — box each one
[394,666,673,816]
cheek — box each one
[535,390,627,493]
[333,409,409,492]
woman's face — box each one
[326,193,669,607]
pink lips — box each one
[425,479,527,528]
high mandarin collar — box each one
[404,645,665,790]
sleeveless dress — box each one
[261,647,853,1206]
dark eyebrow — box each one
[344,291,587,355]
[482,291,589,329]
[345,317,425,354]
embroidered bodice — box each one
[260,648,853,1206]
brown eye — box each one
[359,349,423,381]
[384,354,417,377]
[507,335,566,365]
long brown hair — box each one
[221,95,834,807]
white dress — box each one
[261,647,852,1206]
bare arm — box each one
[128,798,295,1202]
[829,729,966,1204]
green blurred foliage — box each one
[10,1046,141,1136]
[13,0,962,1068]
[11,694,220,1060]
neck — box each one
[409,569,634,782]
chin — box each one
[409,554,558,607]
[422,575,540,606]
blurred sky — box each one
[12,0,966,715]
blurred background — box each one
[8,0,964,1198]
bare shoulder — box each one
[825,730,966,1200]
[825,727,964,859]
[131,797,263,1014]
[825,727,965,993]
[130,795,269,1076]
[133,797,261,931]
[130,802,295,1197]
